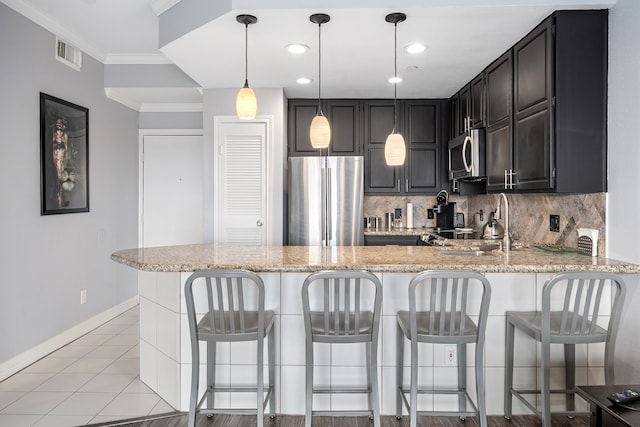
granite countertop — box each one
[111,243,640,274]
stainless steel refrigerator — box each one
[288,156,364,246]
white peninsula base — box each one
[138,270,622,416]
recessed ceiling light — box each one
[296,77,312,85]
[388,76,403,84]
[405,43,427,54]
[286,44,310,54]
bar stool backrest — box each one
[541,272,626,344]
[184,270,266,342]
[302,270,382,341]
[408,271,491,343]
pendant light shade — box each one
[384,132,406,166]
[310,114,331,148]
[384,13,407,166]
[236,84,257,120]
[309,13,331,149]
[236,14,257,120]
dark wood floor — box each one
[90,413,590,427]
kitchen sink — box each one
[441,249,487,256]
[440,244,502,256]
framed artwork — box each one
[40,92,89,215]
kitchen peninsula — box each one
[111,244,640,415]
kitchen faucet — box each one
[496,193,511,251]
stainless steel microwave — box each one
[448,128,486,181]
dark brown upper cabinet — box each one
[511,10,607,193]
[363,100,399,193]
[363,100,445,195]
[288,99,362,156]
[470,73,485,129]
[449,9,607,194]
[287,100,318,156]
[485,50,514,192]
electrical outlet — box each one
[80,289,87,304]
[444,345,457,366]
[550,214,560,232]
[427,209,434,219]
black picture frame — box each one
[40,92,89,215]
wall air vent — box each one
[55,37,82,71]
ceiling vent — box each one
[55,37,82,71]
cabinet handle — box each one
[405,179,409,193]
[397,179,400,193]
[504,169,517,190]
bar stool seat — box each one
[184,270,276,427]
[302,270,382,427]
[504,272,626,427]
[396,270,492,427]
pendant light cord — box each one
[317,22,323,115]
[244,22,249,88]
[393,21,398,134]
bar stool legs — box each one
[396,271,491,427]
[503,272,626,427]
[302,270,382,427]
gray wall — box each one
[607,0,640,383]
[0,4,138,363]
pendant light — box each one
[309,13,331,149]
[236,14,258,120]
[384,13,407,166]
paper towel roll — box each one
[407,203,413,229]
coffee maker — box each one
[433,190,455,238]
[434,203,456,237]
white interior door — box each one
[215,119,268,245]
[141,134,203,247]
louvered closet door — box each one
[217,120,268,245]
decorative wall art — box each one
[40,93,89,215]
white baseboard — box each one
[0,296,139,382]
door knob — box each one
[256,220,264,227]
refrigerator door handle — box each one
[321,166,327,245]
[327,168,332,243]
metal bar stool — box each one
[504,272,626,427]
[184,270,276,427]
[396,270,492,427]
[301,270,382,427]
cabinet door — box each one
[513,19,553,190]
[364,101,401,193]
[287,100,320,156]
[450,95,460,138]
[326,100,361,155]
[485,122,512,191]
[485,50,513,192]
[486,51,512,128]
[471,73,485,128]
[405,101,439,193]
[458,85,471,135]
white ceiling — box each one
[2,0,616,110]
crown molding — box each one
[104,53,174,65]
[149,0,183,15]
[104,88,143,111]
[140,103,203,113]
[2,0,106,62]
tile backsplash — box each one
[364,192,606,255]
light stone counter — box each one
[111,243,640,416]
[111,243,640,274]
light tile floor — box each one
[0,306,175,427]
